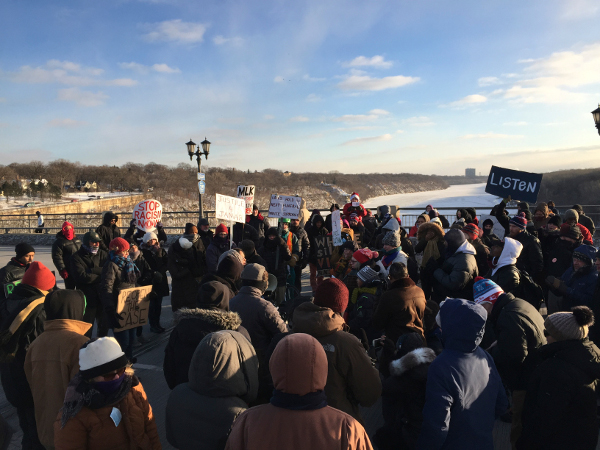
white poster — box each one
[331,209,342,246]
[268,194,301,219]
[132,199,162,232]
[237,185,255,216]
[215,194,246,223]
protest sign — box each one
[485,166,543,204]
[268,194,301,219]
[215,194,246,223]
[353,233,362,248]
[331,210,342,246]
[237,185,255,215]
[132,199,162,232]
[115,285,153,331]
[3,280,21,298]
[314,235,333,277]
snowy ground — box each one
[0,191,136,210]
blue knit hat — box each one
[573,245,597,265]
[473,277,504,306]
[509,212,527,229]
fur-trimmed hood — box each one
[417,222,445,241]
[390,347,436,377]
[174,307,242,330]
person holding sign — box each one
[258,228,292,306]
[0,243,35,321]
[342,193,367,222]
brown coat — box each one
[24,319,91,449]
[53,382,161,450]
[371,277,427,343]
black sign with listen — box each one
[485,166,543,203]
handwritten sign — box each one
[237,185,255,215]
[115,285,152,331]
[216,194,246,223]
[314,235,334,277]
[485,166,543,204]
[268,194,301,219]
[132,200,162,233]
[331,210,342,246]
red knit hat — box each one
[109,237,130,253]
[463,223,481,240]
[215,223,228,234]
[353,248,379,264]
[21,261,55,291]
[314,278,349,315]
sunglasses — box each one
[99,367,125,381]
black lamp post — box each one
[185,138,211,221]
[592,105,600,136]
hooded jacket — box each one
[99,258,138,327]
[246,213,267,240]
[257,235,292,286]
[225,333,374,450]
[292,302,381,422]
[167,330,258,450]
[417,299,508,450]
[70,247,108,309]
[24,290,91,449]
[490,237,522,294]
[298,198,311,228]
[95,212,121,252]
[513,230,543,278]
[415,223,446,268]
[559,264,598,308]
[51,231,82,273]
[432,240,478,301]
[168,237,207,311]
[206,235,232,273]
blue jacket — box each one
[417,298,508,450]
[560,265,598,308]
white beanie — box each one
[79,337,129,379]
[143,231,158,244]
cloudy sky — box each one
[1,0,599,175]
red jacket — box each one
[343,203,367,221]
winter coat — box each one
[292,302,382,422]
[291,226,310,266]
[141,247,169,297]
[206,236,232,273]
[167,238,206,311]
[51,231,82,273]
[166,330,258,450]
[53,380,161,450]
[99,260,137,328]
[371,278,427,343]
[518,339,600,450]
[513,230,543,278]
[232,222,259,246]
[543,235,577,278]
[24,319,91,449]
[95,215,121,252]
[417,299,508,450]
[415,223,446,266]
[343,202,368,221]
[0,258,28,318]
[578,214,595,237]
[163,307,250,390]
[376,251,409,278]
[559,265,598,308]
[246,214,268,240]
[489,237,522,294]
[198,229,214,250]
[70,248,108,309]
[470,238,490,278]
[225,332,373,450]
[298,198,311,228]
[257,238,292,286]
[432,241,478,301]
[132,252,154,288]
[481,230,501,248]
[487,293,546,391]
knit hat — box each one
[349,213,359,221]
[463,223,481,241]
[185,223,198,234]
[509,212,527,229]
[473,277,504,306]
[314,278,349,315]
[548,215,562,228]
[353,248,379,264]
[560,223,582,240]
[197,281,232,311]
[239,239,255,257]
[382,231,401,247]
[357,266,379,283]
[215,223,228,235]
[518,202,530,211]
[15,242,35,259]
[109,237,129,253]
[564,209,579,223]
[21,261,55,291]
[444,229,466,254]
[430,217,443,227]
[545,306,594,341]
[82,231,102,246]
[79,337,129,379]
[573,244,597,265]
[350,192,360,202]
[218,248,245,269]
[241,263,269,292]
[142,231,158,244]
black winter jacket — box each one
[307,225,328,264]
[99,259,138,328]
[51,232,82,273]
[513,230,543,278]
[579,214,595,237]
[141,247,169,297]
[0,259,28,317]
[432,244,478,301]
[257,237,291,286]
[490,264,521,294]
[70,247,108,308]
[232,222,259,245]
[167,239,206,311]
[95,221,121,252]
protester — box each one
[51,221,81,289]
[546,200,559,215]
[197,218,213,249]
[417,298,508,449]
[140,231,168,333]
[506,212,544,279]
[298,197,311,228]
[518,307,600,450]
[348,212,366,243]
[489,237,523,294]
[95,212,121,252]
[54,337,161,450]
[24,290,90,450]
[232,221,259,246]
[330,241,355,279]
[292,278,381,422]
[572,204,595,236]
[257,227,292,305]
[324,203,340,232]
[168,233,206,312]
[415,221,446,300]
[344,248,379,297]
[532,203,550,233]
[70,231,108,337]
[563,209,594,244]
[343,192,368,221]
[306,214,328,293]
[200,249,244,298]
[408,214,430,238]
[206,223,232,273]
[124,220,168,247]
[362,209,378,245]
[0,242,35,320]
[166,330,258,450]
[238,239,267,268]
[376,231,409,278]
[462,223,490,278]
[481,218,501,248]
[245,204,268,242]
[224,333,374,450]
[346,265,384,342]
[35,211,44,233]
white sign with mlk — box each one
[237,185,255,216]
[215,194,246,223]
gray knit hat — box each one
[357,266,378,283]
[564,209,579,223]
[544,306,595,341]
[382,231,400,248]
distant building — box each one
[465,168,476,178]
[76,180,98,191]
[283,171,292,177]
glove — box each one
[288,254,299,268]
[156,221,163,229]
[545,276,561,289]
[59,269,69,279]
[426,257,440,274]
[503,195,512,203]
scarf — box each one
[83,244,99,255]
[109,251,140,284]
[270,390,327,410]
[421,238,441,268]
[183,233,200,244]
[60,373,136,428]
[381,246,401,268]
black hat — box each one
[196,281,231,311]
[198,218,209,227]
[548,215,562,227]
[15,242,35,259]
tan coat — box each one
[24,319,91,449]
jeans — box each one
[16,406,44,450]
[113,328,136,360]
[149,294,163,327]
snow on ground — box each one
[0,191,137,210]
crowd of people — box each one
[0,195,599,450]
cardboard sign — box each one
[215,194,246,223]
[314,235,333,277]
[3,280,21,298]
[485,166,543,204]
[237,185,255,215]
[353,232,362,248]
[331,210,342,246]
[115,285,153,331]
[268,194,301,219]
[132,200,162,232]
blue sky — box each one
[1,0,599,175]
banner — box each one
[268,194,301,219]
[485,166,543,203]
[132,199,162,232]
[314,235,333,277]
[237,185,255,215]
[115,285,153,331]
[331,210,342,246]
[215,194,246,223]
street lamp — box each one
[592,104,600,136]
[185,137,211,221]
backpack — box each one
[348,280,386,342]
[515,269,544,310]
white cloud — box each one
[460,132,524,139]
[273,76,285,83]
[47,118,88,128]
[142,19,207,44]
[478,76,502,87]
[57,88,108,107]
[213,35,244,46]
[303,74,326,82]
[306,94,321,102]
[503,121,528,126]
[152,63,180,73]
[560,0,599,19]
[402,116,435,127]
[342,133,393,146]
[343,55,393,69]
[369,109,390,115]
[396,130,404,133]
[337,74,419,91]
[334,114,378,122]
[444,94,487,108]
[119,62,180,74]
[290,116,310,122]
